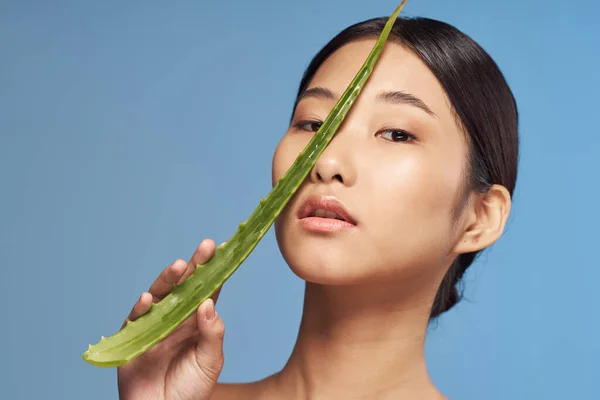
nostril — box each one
[311,166,345,184]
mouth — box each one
[297,195,357,226]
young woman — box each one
[117,15,518,400]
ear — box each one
[453,184,512,254]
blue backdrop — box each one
[1,1,598,399]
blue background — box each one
[1,0,598,399]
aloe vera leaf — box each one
[82,0,408,368]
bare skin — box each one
[118,39,511,400]
[117,239,226,400]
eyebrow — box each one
[296,86,436,117]
[296,86,336,103]
[376,90,437,117]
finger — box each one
[179,238,217,283]
[209,241,226,304]
[148,259,188,300]
[122,292,153,329]
[180,239,225,304]
[197,241,226,304]
[194,298,225,381]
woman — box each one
[117,15,518,400]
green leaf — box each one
[83,0,408,368]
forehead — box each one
[306,39,456,126]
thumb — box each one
[194,298,225,382]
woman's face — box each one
[272,39,470,289]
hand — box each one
[117,238,226,400]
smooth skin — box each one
[117,239,226,400]
[118,39,511,400]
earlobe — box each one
[453,184,512,254]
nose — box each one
[309,134,357,186]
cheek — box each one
[271,133,303,187]
[364,150,465,263]
[272,133,306,232]
[410,159,462,216]
[271,134,467,285]
[372,151,463,214]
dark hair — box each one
[292,17,519,319]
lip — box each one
[296,195,357,232]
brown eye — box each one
[295,120,322,132]
[377,129,416,143]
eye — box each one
[294,120,322,132]
[376,129,416,143]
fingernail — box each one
[205,299,215,321]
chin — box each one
[275,216,360,285]
[274,212,441,288]
[286,256,368,286]
[274,222,378,286]
[292,261,352,285]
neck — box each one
[271,281,446,400]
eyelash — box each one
[294,120,323,133]
[293,120,417,143]
[376,128,417,143]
